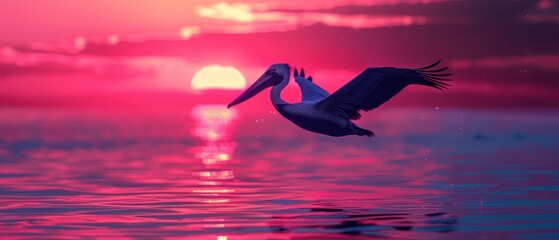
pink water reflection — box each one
[191,104,238,208]
[1,107,557,239]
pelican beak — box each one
[227,72,279,108]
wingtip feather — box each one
[415,60,452,90]
[418,60,441,70]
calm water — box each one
[1,106,558,239]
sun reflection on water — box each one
[191,104,238,209]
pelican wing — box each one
[294,76,330,102]
[315,61,451,120]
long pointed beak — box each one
[227,73,275,108]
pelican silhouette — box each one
[228,61,451,137]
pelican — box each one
[228,61,451,137]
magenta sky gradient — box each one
[1,0,558,109]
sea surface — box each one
[1,106,558,239]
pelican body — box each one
[228,61,451,137]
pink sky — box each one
[1,0,558,109]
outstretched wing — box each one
[293,68,329,102]
[314,61,451,120]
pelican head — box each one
[227,64,289,108]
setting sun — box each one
[192,65,246,90]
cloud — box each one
[197,3,255,23]
[190,0,559,38]
[0,47,212,100]
[240,0,451,11]
[451,54,559,72]
[301,13,426,28]
[525,14,559,23]
[0,47,158,78]
[196,2,428,30]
